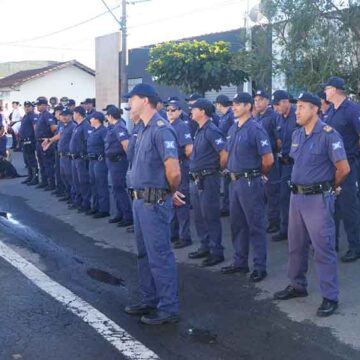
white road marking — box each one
[0,240,160,360]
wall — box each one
[2,65,95,107]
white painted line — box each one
[0,240,160,360]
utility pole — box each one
[120,0,128,98]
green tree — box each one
[259,0,360,98]
[146,40,248,95]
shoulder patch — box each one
[157,120,165,127]
[323,125,333,133]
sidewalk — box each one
[2,152,360,350]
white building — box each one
[0,60,95,109]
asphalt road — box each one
[0,188,359,360]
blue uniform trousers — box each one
[89,159,110,213]
[229,177,267,271]
[190,173,224,257]
[60,157,73,198]
[36,142,55,183]
[279,163,293,234]
[265,161,280,226]
[335,159,360,253]
[106,159,133,221]
[171,163,191,242]
[55,150,65,192]
[288,192,339,301]
[22,143,37,168]
[72,159,91,210]
[133,197,179,314]
[221,173,231,213]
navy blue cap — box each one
[35,98,48,105]
[73,106,86,117]
[322,76,346,90]
[123,83,158,99]
[90,111,105,122]
[189,98,213,117]
[60,108,73,116]
[185,93,202,102]
[67,99,75,106]
[296,92,321,108]
[24,101,34,107]
[167,100,181,109]
[84,98,93,104]
[272,90,290,105]
[102,104,116,111]
[167,96,180,102]
[214,94,232,106]
[254,90,270,99]
[233,92,254,105]
[105,105,122,118]
[54,105,64,112]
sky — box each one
[0,0,260,69]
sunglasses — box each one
[166,108,178,112]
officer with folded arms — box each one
[274,92,350,317]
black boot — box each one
[44,177,56,191]
[21,168,33,184]
[28,169,39,186]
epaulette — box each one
[323,125,333,133]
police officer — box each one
[272,90,298,241]
[56,109,76,203]
[214,94,235,217]
[317,90,331,121]
[185,93,203,138]
[69,106,92,212]
[123,83,180,325]
[166,100,193,249]
[34,98,57,190]
[84,98,96,121]
[274,92,350,317]
[87,111,110,218]
[104,105,133,227]
[19,101,38,185]
[323,76,360,262]
[221,93,274,282]
[254,90,281,233]
[67,99,76,111]
[188,98,227,266]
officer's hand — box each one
[42,142,50,151]
[173,191,186,207]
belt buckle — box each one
[230,173,236,181]
[98,155,103,161]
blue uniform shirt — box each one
[276,106,298,156]
[171,117,192,161]
[290,120,347,185]
[105,120,129,156]
[58,121,76,153]
[131,112,178,190]
[255,107,278,152]
[219,108,235,137]
[85,109,96,122]
[35,110,55,139]
[19,112,38,140]
[226,118,272,173]
[87,125,107,155]
[324,98,360,158]
[127,122,143,164]
[0,135,7,156]
[69,120,92,154]
[211,113,220,127]
[190,119,226,172]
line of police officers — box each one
[17,75,360,324]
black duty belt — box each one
[59,152,72,158]
[189,169,218,181]
[229,169,261,181]
[133,188,170,204]
[105,154,126,162]
[278,154,294,165]
[71,153,87,160]
[88,154,104,161]
[290,182,333,195]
